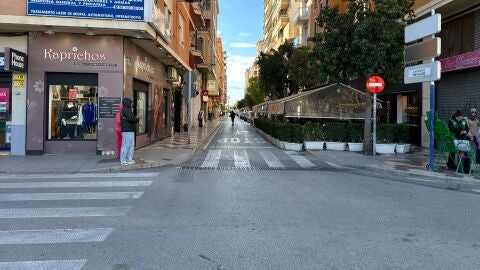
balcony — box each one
[294,36,307,48]
[281,0,289,10]
[280,13,289,28]
[294,6,310,25]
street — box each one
[0,120,479,269]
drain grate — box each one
[181,166,341,172]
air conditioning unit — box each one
[172,74,182,87]
[166,67,177,81]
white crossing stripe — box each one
[0,228,113,245]
[0,192,144,201]
[0,172,159,180]
[284,151,315,168]
[0,259,87,270]
[0,181,152,189]
[201,150,222,168]
[0,207,131,219]
[259,150,284,168]
[234,150,251,168]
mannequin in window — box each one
[83,99,97,134]
[60,85,68,98]
[62,101,78,139]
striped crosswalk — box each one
[200,149,317,169]
[0,174,153,269]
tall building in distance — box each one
[262,0,301,53]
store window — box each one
[46,73,98,141]
[440,13,474,57]
[135,91,147,135]
[163,89,169,128]
[398,94,419,125]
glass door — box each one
[0,86,11,152]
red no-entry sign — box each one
[366,76,385,94]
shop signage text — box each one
[404,61,441,84]
[4,48,27,72]
[135,56,155,74]
[12,73,25,88]
[99,97,122,118]
[5,121,11,144]
[0,88,8,113]
[440,51,480,73]
[27,0,145,21]
[44,47,106,62]
[0,53,4,71]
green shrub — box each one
[304,122,326,141]
[395,124,410,143]
[253,118,304,143]
[377,123,396,143]
[346,123,363,142]
[324,122,348,142]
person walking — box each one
[230,110,236,127]
[467,108,480,162]
[198,110,204,128]
[120,98,139,166]
[115,101,123,159]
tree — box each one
[288,46,322,90]
[314,0,413,154]
[257,42,295,99]
[244,76,266,107]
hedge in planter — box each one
[377,123,396,143]
[304,122,326,141]
[346,123,363,143]
[253,118,304,143]
[324,122,348,142]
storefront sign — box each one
[0,53,4,71]
[146,3,172,42]
[135,56,155,74]
[404,61,441,84]
[0,88,9,113]
[207,80,218,95]
[4,48,27,72]
[440,51,480,73]
[27,0,145,21]
[69,89,77,100]
[99,97,122,118]
[5,121,11,144]
[12,73,25,88]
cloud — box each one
[226,55,256,103]
[230,43,257,48]
[237,32,252,37]
[217,30,222,36]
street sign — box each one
[366,76,385,94]
[405,37,441,63]
[404,61,441,84]
[405,14,441,43]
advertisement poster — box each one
[0,88,9,113]
[69,89,77,100]
[5,121,11,144]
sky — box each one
[218,0,263,105]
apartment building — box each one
[0,0,222,155]
[214,38,226,116]
[262,0,302,53]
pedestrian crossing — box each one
[0,173,154,269]
[199,149,319,169]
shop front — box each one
[124,39,171,148]
[27,34,124,155]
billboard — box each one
[27,0,145,21]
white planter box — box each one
[325,142,346,151]
[277,140,285,149]
[395,144,411,154]
[284,142,303,151]
[376,143,396,154]
[304,141,325,150]
[347,142,363,152]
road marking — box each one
[0,192,144,201]
[0,181,152,189]
[284,151,315,168]
[259,150,284,168]
[0,228,113,245]
[0,260,87,270]
[202,122,223,150]
[234,150,251,168]
[201,150,222,168]
[0,172,159,180]
[211,146,275,149]
[0,207,132,219]
[231,138,240,144]
[472,189,480,193]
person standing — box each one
[115,101,123,159]
[230,110,236,127]
[120,98,139,166]
[447,110,470,169]
[467,108,480,162]
[198,110,204,128]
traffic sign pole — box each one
[373,93,377,156]
[366,76,385,156]
[429,9,436,170]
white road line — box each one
[201,150,222,168]
[0,228,113,245]
[0,172,159,180]
[0,181,152,189]
[0,259,87,270]
[202,123,224,150]
[212,146,275,149]
[473,189,480,193]
[259,150,284,168]
[0,192,144,201]
[0,207,131,219]
[284,151,315,168]
[234,150,251,168]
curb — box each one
[90,120,225,172]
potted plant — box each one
[346,123,363,152]
[395,124,411,154]
[304,122,326,150]
[324,122,347,151]
[376,123,396,154]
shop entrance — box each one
[0,72,11,153]
[174,90,182,133]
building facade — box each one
[0,0,223,155]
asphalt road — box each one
[0,120,479,269]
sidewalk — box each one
[307,147,480,185]
[0,119,223,174]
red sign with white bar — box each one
[366,76,385,94]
